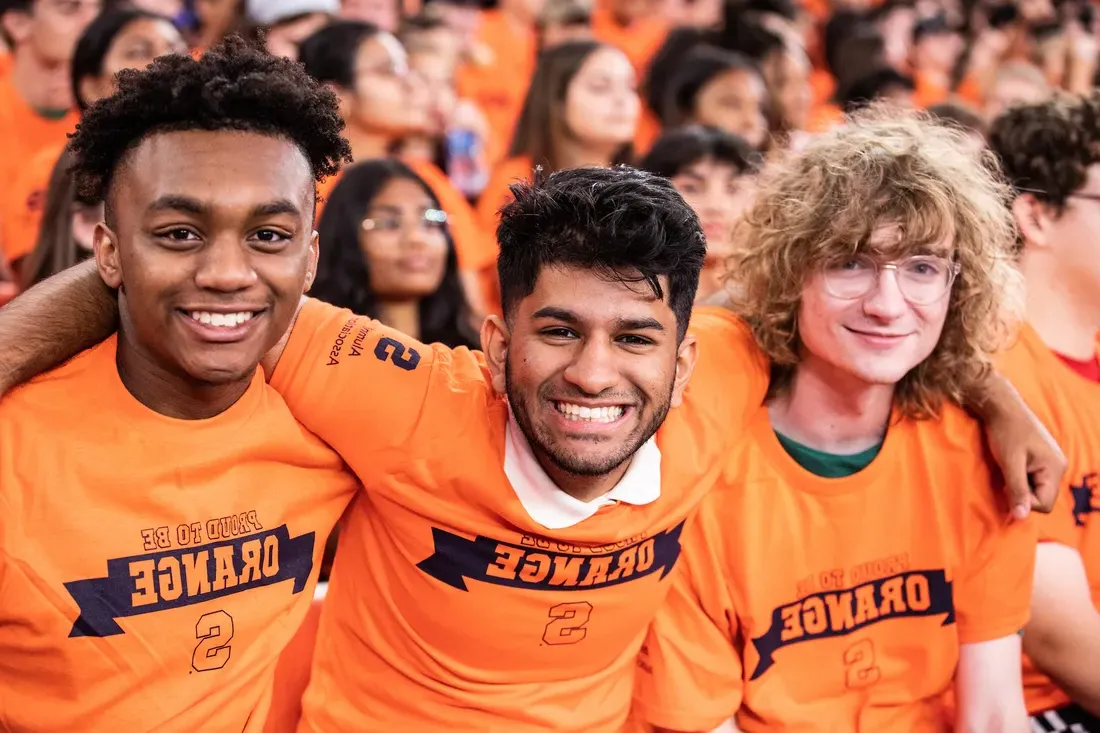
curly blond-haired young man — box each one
[634,106,1038,733]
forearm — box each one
[1026,617,1100,716]
[956,639,1030,733]
[0,260,118,393]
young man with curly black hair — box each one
[0,36,361,732]
[989,91,1100,732]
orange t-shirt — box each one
[456,10,537,167]
[995,324,1100,715]
[0,337,359,732]
[590,7,668,76]
[634,404,1038,733]
[1,141,64,266]
[0,74,77,264]
[266,301,768,732]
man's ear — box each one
[304,230,319,293]
[1012,193,1055,251]
[480,314,509,397]
[0,8,33,47]
[669,332,698,409]
[93,223,122,289]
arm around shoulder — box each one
[0,260,117,395]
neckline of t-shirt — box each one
[1025,322,1100,389]
[751,405,900,497]
[100,335,266,438]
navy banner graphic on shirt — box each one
[64,524,315,638]
[417,522,685,592]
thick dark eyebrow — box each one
[616,317,665,332]
[148,195,205,216]
[531,307,665,333]
[146,196,302,220]
[532,306,579,323]
[250,199,302,220]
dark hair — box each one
[20,145,94,289]
[312,158,477,348]
[644,26,714,119]
[716,14,786,63]
[639,125,762,178]
[71,8,175,112]
[988,92,1100,214]
[508,40,632,170]
[739,0,798,22]
[496,166,705,340]
[928,100,986,136]
[661,45,760,127]
[822,11,867,74]
[298,20,381,89]
[838,66,914,111]
[68,35,351,217]
[824,20,884,89]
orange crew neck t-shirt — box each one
[0,337,359,732]
[264,301,768,732]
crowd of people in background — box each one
[1,0,1100,730]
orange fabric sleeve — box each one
[686,306,770,426]
[954,468,1039,645]
[268,298,490,483]
[634,512,743,732]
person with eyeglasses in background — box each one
[634,107,1038,733]
[312,158,478,349]
[987,92,1100,733]
[299,19,497,320]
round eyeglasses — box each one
[822,254,961,305]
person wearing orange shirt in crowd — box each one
[3,7,187,281]
[910,13,968,108]
[298,19,496,317]
[639,125,760,303]
[717,15,813,150]
[656,46,769,152]
[0,147,1064,732]
[246,0,337,61]
[988,94,1100,731]
[312,158,478,349]
[476,40,638,235]
[0,0,99,265]
[0,38,360,732]
[455,0,544,167]
[634,108,1039,733]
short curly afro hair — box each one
[69,35,352,209]
[988,91,1100,216]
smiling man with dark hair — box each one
[0,36,360,731]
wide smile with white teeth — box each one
[188,311,256,328]
[555,402,625,423]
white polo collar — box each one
[503,409,662,530]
